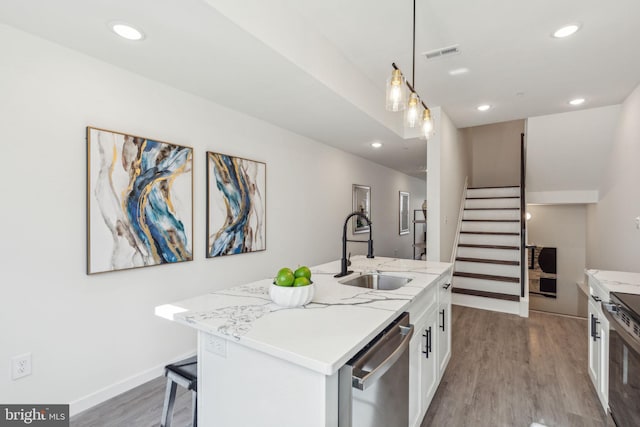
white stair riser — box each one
[463,209,520,220]
[453,276,521,296]
[461,221,520,233]
[465,198,520,209]
[466,187,520,198]
[455,261,520,277]
[453,294,521,315]
[459,233,520,246]
[457,246,520,261]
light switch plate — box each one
[635,216,640,230]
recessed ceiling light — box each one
[110,22,145,41]
[553,24,580,38]
[371,142,383,148]
[569,98,585,106]
[448,67,469,76]
[477,104,491,112]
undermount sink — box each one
[340,273,412,290]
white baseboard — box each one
[519,296,529,318]
[69,350,196,417]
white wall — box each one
[465,120,524,188]
[527,205,588,317]
[427,108,471,262]
[0,25,425,412]
[586,84,640,272]
[526,105,620,204]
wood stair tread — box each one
[453,271,519,283]
[460,231,519,236]
[465,196,520,200]
[456,257,519,266]
[463,208,520,211]
[462,219,519,222]
[452,287,520,302]
[467,185,520,189]
[458,243,519,250]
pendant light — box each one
[406,92,420,128]
[385,0,434,139]
[419,108,433,140]
[385,69,407,111]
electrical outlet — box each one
[205,335,227,358]
[635,216,640,230]
[11,353,32,380]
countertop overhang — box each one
[585,269,640,295]
[156,256,452,375]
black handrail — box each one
[520,132,526,298]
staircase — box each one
[452,185,525,315]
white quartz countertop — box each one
[156,256,452,375]
[585,269,640,295]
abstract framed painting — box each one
[207,152,266,258]
[86,127,193,274]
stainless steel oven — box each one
[602,293,640,427]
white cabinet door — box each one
[437,280,452,376]
[597,310,609,410]
[587,296,609,412]
[420,308,439,412]
[438,301,451,375]
[587,299,600,386]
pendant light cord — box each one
[412,0,416,89]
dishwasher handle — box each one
[352,324,414,391]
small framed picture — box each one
[399,191,410,235]
[352,184,371,234]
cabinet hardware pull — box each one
[440,309,445,331]
[427,327,432,357]
[591,314,601,341]
[422,330,429,357]
[591,294,601,302]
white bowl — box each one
[270,283,315,307]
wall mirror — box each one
[352,184,371,234]
[399,191,410,235]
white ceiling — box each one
[2,0,639,179]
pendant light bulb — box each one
[405,92,420,128]
[386,69,407,112]
[420,108,433,140]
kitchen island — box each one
[585,269,640,413]
[156,256,452,426]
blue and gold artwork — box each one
[207,152,266,257]
[87,127,193,274]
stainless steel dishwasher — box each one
[338,312,414,427]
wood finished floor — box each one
[422,306,611,427]
[71,306,611,427]
[70,376,192,427]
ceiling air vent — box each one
[422,44,460,61]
